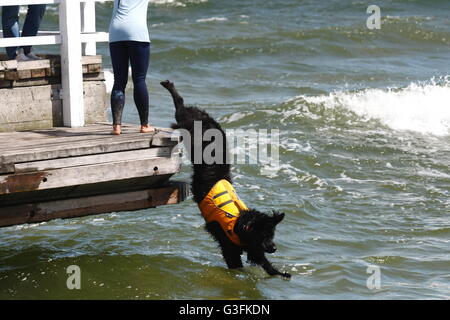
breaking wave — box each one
[287,77,450,136]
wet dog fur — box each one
[161,80,290,278]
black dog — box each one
[161,80,290,278]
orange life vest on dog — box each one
[198,179,248,246]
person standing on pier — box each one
[109,0,155,135]
[1,4,46,61]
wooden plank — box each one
[0,172,176,207]
[17,59,51,71]
[0,181,189,228]
[0,120,54,135]
[31,68,47,78]
[0,80,11,88]
[0,125,178,171]
[4,70,18,80]
[151,130,179,147]
[0,123,110,148]
[87,64,102,73]
[0,57,99,79]
[14,146,174,173]
[1,135,154,165]
[0,156,181,195]
[17,55,102,67]
[17,69,32,79]
[0,163,15,174]
[46,67,60,77]
[81,55,102,65]
[4,69,44,80]
[0,125,175,153]
[0,128,155,152]
[11,78,59,88]
[0,60,17,70]
[83,72,105,81]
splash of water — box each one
[296,77,450,136]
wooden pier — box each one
[0,0,188,228]
[0,124,187,228]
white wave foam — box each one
[150,0,186,6]
[299,77,450,136]
[150,0,208,6]
[223,112,248,123]
[196,17,228,23]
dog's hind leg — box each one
[205,222,243,269]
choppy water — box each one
[1,0,450,299]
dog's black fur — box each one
[161,80,290,278]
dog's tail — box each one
[160,80,184,111]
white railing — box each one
[0,0,114,128]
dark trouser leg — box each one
[109,41,129,125]
[111,90,125,126]
[128,42,150,126]
[2,6,20,59]
[21,5,47,55]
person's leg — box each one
[109,41,130,135]
[21,4,47,55]
[1,6,20,59]
[128,42,154,133]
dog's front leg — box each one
[247,250,291,278]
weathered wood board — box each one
[0,124,185,226]
[0,126,178,170]
[14,147,173,173]
[0,156,181,195]
[0,55,103,88]
[0,124,182,203]
[0,181,189,228]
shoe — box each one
[15,49,31,62]
[26,52,43,61]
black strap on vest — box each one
[213,191,228,199]
[217,199,233,208]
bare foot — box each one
[140,124,156,133]
[111,124,121,135]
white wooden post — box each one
[81,1,97,56]
[59,0,85,127]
